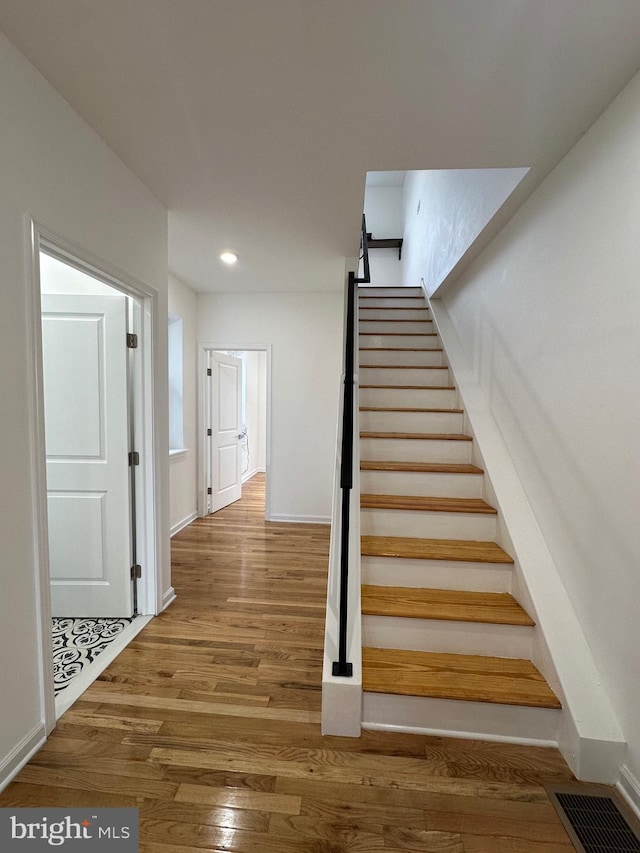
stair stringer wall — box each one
[428,295,626,783]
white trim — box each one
[171,511,198,537]
[362,721,557,749]
[617,764,640,821]
[241,466,262,483]
[162,587,177,611]
[199,343,272,520]
[54,616,153,718]
[0,723,47,794]
[27,220,164,737]
[268,514,330,525]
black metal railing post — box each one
[332,216,370,678]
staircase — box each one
[358,286,562,741]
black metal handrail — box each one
[332,215,370,677]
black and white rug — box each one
[52,617,134,695]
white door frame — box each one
[27,220,161,734]
[198,343,272,520]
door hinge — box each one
[127,333,138,349]
[207,368,212,376]
[207,487,212,495]
[207,429,212,436]
[130,564,142,580]
[128,451,140,466]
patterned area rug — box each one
[52,617,134,695]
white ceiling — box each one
[0,1,639,293]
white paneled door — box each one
[209,352,243,512]
[42,294,133,617]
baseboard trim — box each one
[617,764,640,820]
[162,587,177,611]
[242,467,264,483]
[0,723,46,793]
[267,513,330,525]
[170,511,198,538]
[362,721,557,749]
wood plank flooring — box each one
[0,474,586,851]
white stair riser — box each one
[359,297,426,308]
[363,615,533,658]
[360,308,430,321]
[362,556,512,592]
[360,367,449,387]
[360,387,456,408]
[360,469,483,498]
[360,438,472,464]
[359,349,443,367]
[360,508,497,540]
[359,410,462,433]
[362,693,561,743]
[358,287,422,298]
[359,334,440,349]
[359,320,434,334]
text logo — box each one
[0,809,138,851]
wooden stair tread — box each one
[360,304,430,311]
[360,319,431,323]
[360,385,455,390]
[362,647,561,708]
[361,535,514,564]
[360,431,471,441]
[359,347,442,352]
[361,585,533,625]
[361,494,496,514]
[360,365,448,370]
[359,333,438,338]
[361,461,483,474]
[360,407,462,413]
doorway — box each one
[30,230,159,726]
[199,345,271,519]
[40,252,138,617]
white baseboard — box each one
[267,513,330,525]
[0,723,46,793]
[242,467,265,483]
[162,587,177,611]
[618,764,640,820]
[170,511,198,537]
[362,721,557,749]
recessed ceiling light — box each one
[220,251,239,265]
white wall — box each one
[168,275,198,536]
[402,168,528,295]
[364,185,404,236]
[0,33,168,787]
[363,184,404,287]
[40,253,116,295]
[440,70,640,789]
[198,292,343,522]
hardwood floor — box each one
[0,474,585,851]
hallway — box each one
[0,475,580,851]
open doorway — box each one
[32,237,158,722]
[199,345,271,519]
